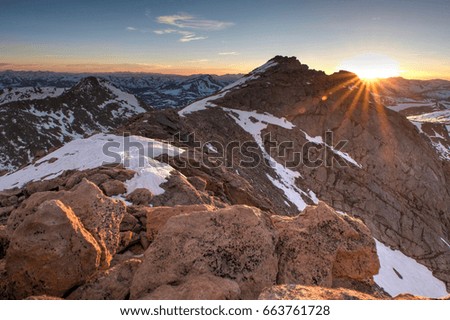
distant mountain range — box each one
[0,71,241,109]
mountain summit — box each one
[126,56,450,293]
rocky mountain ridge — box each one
[0,56,448,300]
[0,77,150,172]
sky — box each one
[1,0,450,79]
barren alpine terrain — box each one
[0,56,449,300]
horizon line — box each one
[1,67,449,82]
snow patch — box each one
[302,131,362,168]
[0,134,184,196]
[374,240,448,298]
[205,143,218,153]
[407,110,450,124]
[387,101,435,112]
[441,237,450,248]
[178,90,228,117]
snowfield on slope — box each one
[222,107,318,211]
[374,240,448,298]
[178,60,278,117]
[0,134,184,195]
[0,87,66,105]
[386,101,436,112]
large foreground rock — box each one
[6,200,101,298]
[130,205,278,299]
[273,202,379,287]
[8,179,126,267]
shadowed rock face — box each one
[121,56,450,290]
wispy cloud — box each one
[156,14,233,31]
[153,29,207,42]
[126,26,152,33]
[153,13,233,43]
[218,52,239,56]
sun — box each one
[337,53,400,81]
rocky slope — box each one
[376,77,450,161]
[122,56,450,293]
[0,77,149,171]
[0,56,448,300]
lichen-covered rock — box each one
[8,179,126,267]
[6,200,101,298]
[131,205,278,299]
[272,202,379,287]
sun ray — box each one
[337,53,400,80]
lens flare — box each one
[337,53,400,80]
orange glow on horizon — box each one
[337,53,401,80]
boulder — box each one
[152,173,210,206]
[145,204,216,242]
[142,274,241,300]
[68,258,142,300]
[131,205,278,299]
[272,202,379,287]
[8,179,126,267]
[100,180,127,196]
[125,188,153,206]
[6,200,101,298]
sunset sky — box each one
[1,0,450,79]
